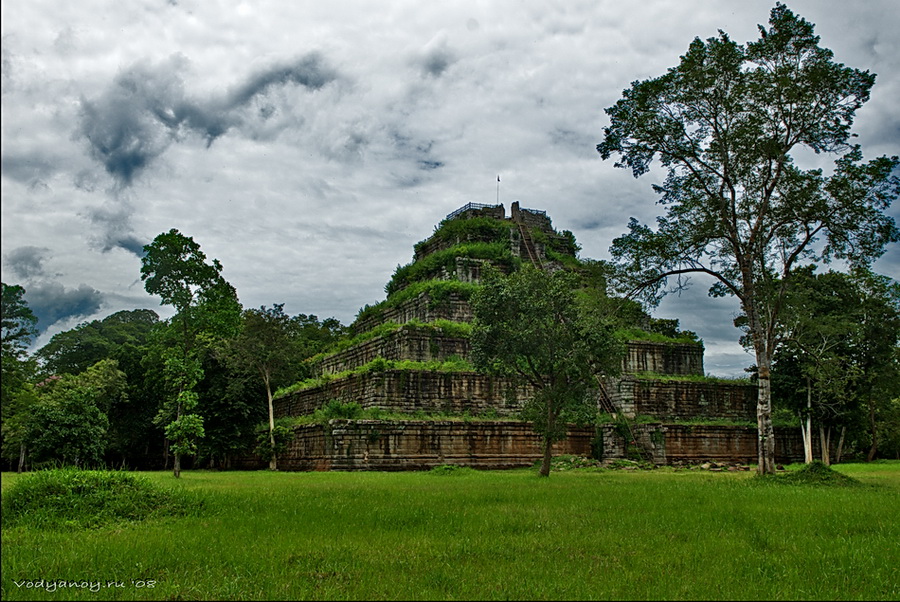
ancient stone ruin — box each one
[241,202,807,470]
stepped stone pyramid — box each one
[257,203,806,470]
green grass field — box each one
[2,462,898,601]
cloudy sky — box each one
[2,0,898,375]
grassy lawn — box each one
[2,462,898,601]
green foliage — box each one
[254,424,293,462]
[1,282,39,359]
[355,279,479,326]
[631,371,752,385]
[26,361,130,468]
[275,357,476,398]
[1,468,200,530]
[141,229,242,475]
[318,400,364,420]
[414,216,512,256]
[615,327,699,345]
[472,267,623,476]
[36,309,159,376]
[385,242,519,297]
[772,267,900,459]
[164,414,205,458]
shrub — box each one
[760,461,860,487]
[2,468,202,530]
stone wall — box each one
[274,370,532,418]
[605,377,756,421]
[319,328,470,375]
[233,420,594,471]
[352,292,474,335]
[232,420,811,470]
[510,201,553,232]
[623,341,704,376]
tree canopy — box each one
[471,267,622,476]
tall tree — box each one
[773,268,863,463]
[229,306,304,469]
[597,4,899,473]
[850,269,900,460]
[471,267,621,477]
[2,283,39,359]
[1,283,39,472]
[141,229,241,477]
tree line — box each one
[1,231,344,475]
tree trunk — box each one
[756,357,777,475]
[867,397,878,462]
[539,403,554,477]
[539,436,552,477]
[744,290,776,475]
[17,443,26,474]
[819,425,831,466]
[173,453,181,478]
[801,379,813,464]
[266,373,277,471]
[835,426,846,464]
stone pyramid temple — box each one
[241,202,806,470]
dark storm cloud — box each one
[86,202,148,257]
[23,281,103,332]
[4,246,51,279]
[78,52,339,188]
[226,54,337,106]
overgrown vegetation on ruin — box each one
[386,242,520,296]
[413,216,513,256]
[354,279,479,326]
[630,371,753,385]
[267,400,515,428]
[2,464,898,600]
[305,319,473,367]
[274,356,477,399]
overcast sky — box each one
[2,0,898,376]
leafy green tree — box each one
[26,360,128,467]
[471,267,621,477]
[596,4,899,473]
[141,229,241,477]
[1,382,39,472]
[225,305,345,469]
[229,305,301,470]
[1,283,39,472]
[774,269,862,463]
[773,268,899,462]
[850,270,900,461]
[2,283,38,359]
